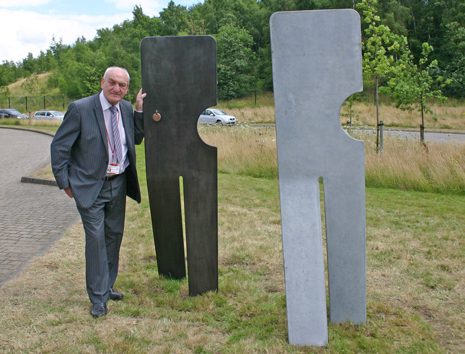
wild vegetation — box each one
[200,125,465,195]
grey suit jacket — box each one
[51,93,144,210]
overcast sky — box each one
[0,0,201,63]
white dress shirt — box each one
[99,91,129,174]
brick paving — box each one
[0,127,79,287]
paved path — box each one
[384,129,465,143]
[0,127,79,287]
[255,124,465,143]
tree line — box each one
[1,0,465,102]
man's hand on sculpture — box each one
[136,89,146,112]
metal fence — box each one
[0,95,76,114]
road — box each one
[382,129,465,144]
[253,124,465,143]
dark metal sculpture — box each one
[141,36,218,296]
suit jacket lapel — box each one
[94,94,108,154]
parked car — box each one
[0,108,28,119]
[198,108,236,125]
[33,110,64,120]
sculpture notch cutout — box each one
[141,36,218,296]
[270,10,366,346]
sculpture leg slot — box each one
[149,176,186,280]
[183,173,218,296]
[323,177,366,324]
[280,177,328,346]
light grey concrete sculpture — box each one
[270,9,366,346]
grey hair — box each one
[103,67,130,84]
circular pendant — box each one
[153,111,162,122]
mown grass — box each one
[0,141,464,352]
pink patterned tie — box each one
[109,106,123,163]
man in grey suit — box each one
[51,66,146,317]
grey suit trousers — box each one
[77,172,127,304]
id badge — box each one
[107,164,120,175]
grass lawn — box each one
[0,140,463,352]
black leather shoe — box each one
[91,303,107,318]
[109,288,124,301]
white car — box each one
[198,109,236,125]
[33,110,64,120]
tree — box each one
[441,22,465,97]
[377,0,410,37]
[384,41,450,143]
[22,52,36,75]
[357,0,404,151]
[215,24,256,99]
[49,37,68,63]
[0,86,10,108]
[132,5,161,36]
[20,73,39,94]
[159,1,189,36]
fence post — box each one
[379,121,384,154]
[420,124,425,143]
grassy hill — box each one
[7,72,59,96]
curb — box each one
[20,176,58,187]
[0,125,56,138]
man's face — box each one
[101,68,129,105]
